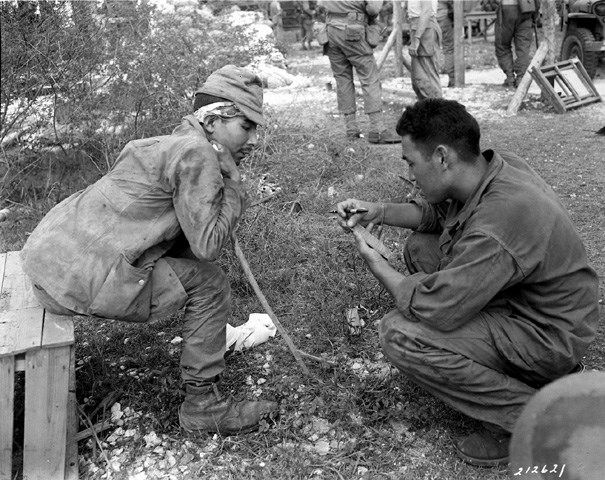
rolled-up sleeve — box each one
[409,197,448,233]
[393,231,521,331]
[170,143,246,261]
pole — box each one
[393,0,404,76]
[453,0,465,87]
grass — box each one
[1,37,604,480]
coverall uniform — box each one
[493,0,536,86]
[380,150,599,432]
[21,115,246,392]
[408,0,443,99]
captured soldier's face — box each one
[209,117,258,164]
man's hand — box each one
[212,141,241,183]
[409,36,420,56]
[351,222,388,266]
[334,199,382,230]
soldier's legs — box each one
[411,54,443,100]
[437,16,455,85]
[495,6,517,83]
[347,51,382,115]
[159,257,230,390]
[513,15,534,77]
[327,32,357,115]
[379,309,537,432]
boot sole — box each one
[455,447,509,467]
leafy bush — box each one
[0,1,275,205]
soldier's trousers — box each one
[326,24,382,115]
[378,232,571,432]
[33,255,230,392]
[495,6,534,79]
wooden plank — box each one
[43,312,75,349]
[65,347,79,480]
[454,0,465,87]
[23,347,70,480]
[508,42,549,115]
[0,356,15,480]
[0,308,44,358]
[0,252,40,312]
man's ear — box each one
[203,117,216,133]
[434,145,449,169]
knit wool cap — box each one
[195,65,264,126]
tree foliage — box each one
[0,0,274,204]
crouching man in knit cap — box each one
[21,65,279,435]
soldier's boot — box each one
[344,113,362,139]
[368,112,401,144]
[503,72,516,88]
[179,383,278,435]
[455,423,511,467]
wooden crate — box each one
[0,251,78,480]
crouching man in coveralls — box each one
[335,98,598,466]
[21,65,278,435]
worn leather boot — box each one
[455,423,511,467]
[367,129,402,144]
[179,385,278,435]
[344,113,362,139]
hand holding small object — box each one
[330,202,394,262]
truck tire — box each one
[560,27,598,78]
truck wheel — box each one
[561,27,598,78]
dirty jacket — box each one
[21,115,246,321]
[394,150,599,374]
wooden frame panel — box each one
[530,58,602,113]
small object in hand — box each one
[352,224,394,262]
[328,208,368,214]
[345,307,365,336]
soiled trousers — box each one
[34,255,229,392]
[379,233,547,432]
[326,24,382,115]
[495,6,534,78]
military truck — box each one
[559,0,605,78]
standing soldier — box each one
[269,0,284,43]
[297,0,315,50]
[318,0,401,144]
[407,0,443,100]
[488,0,541,87]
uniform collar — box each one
[446,150,504,229]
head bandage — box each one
[194,102,245,124]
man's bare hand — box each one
[334,199,382,230]
[212,141,241,182]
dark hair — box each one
[395,98,481,159]
[193,93,229,112]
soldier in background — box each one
[318,0,401,144]
[407,0,443,100]
[297,0,315,49]
[269,0,284,43]
[485,0,541,88]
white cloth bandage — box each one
[193,102,243,124]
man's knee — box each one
[378,310,426,372]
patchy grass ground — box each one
[1,36,604,480]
